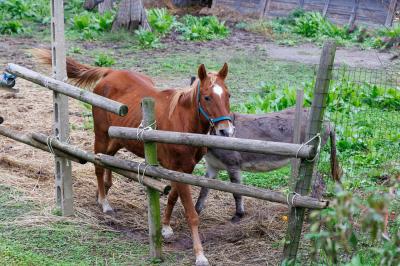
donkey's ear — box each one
[198,64,207,81]
[218,63,228,80]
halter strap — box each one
[196,81,232,125]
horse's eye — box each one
[228,93,231,98]
[204,96,211,101]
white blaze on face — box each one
[212,84,224,98]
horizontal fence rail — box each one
[6,63,128,116]
[0,126,170,195]
[95,153,329,209]
[108,127,315,159]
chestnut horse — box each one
[34,49,234,266]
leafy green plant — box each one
[177,15,230,41]
[69,11,116,40]
[306,185,398,265]
[147,8,174,35]
[72,13,91,30]
[94,53,115,67]
[96,11,115,31]
[0,0,31,19]
[135,29,160,48]
[0,20,24,34]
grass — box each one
[0,185,177,265]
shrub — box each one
[135,29,160,48]
[147,8,174,35]
[94,53,116,67]
[177,15,230,41]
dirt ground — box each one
[0,29,396,265]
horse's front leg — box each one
[177,182,209,266]
[228,169,244,223]
[161,185,178,239]
[195,161,219,214]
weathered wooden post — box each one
[289,89,304,191]
[282,41,336,263]
[51,0,74,216]
[141,98,162,259]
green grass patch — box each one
[0,185,36,221]
[0,185,177,265]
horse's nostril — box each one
[219,129,229,137]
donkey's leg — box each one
[177,182,209,266]
[195,163,219,214]
[161,185,178,239]
[228,169,244,223]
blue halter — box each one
[196,81,232,125]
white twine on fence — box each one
[136,120,156,141]
[295,133,321,162]
[46,136,72,166]
[286,191,301,219]
[136,161,150,185]
[46,136,56,155]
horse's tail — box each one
[329,126,342,183]
[32,49,112,89]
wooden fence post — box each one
[282,41,336,263]
[289,89,304,191]
[51,0,74,216]
[141,98,162,259]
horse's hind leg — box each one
[94,134,119,214]
[104,169,112,195]
[228,169,244,223]
[195,162,219,214]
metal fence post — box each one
[282,41,336,263]
[141,98,162,259]
[51,0,73,216]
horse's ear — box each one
[218,63,228,80]
[198,64,207,81]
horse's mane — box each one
[168,80,198,119]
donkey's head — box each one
[197,63,234,137]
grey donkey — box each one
[195,108,341,222]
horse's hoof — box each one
[98,199,114,214]
[231,212,244,223]
[195,254,209,266]
[161,225,174,239]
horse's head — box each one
[197,63,234,137]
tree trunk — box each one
[112,0,148,31]
[83,0,104,11]
[98,0,113,14]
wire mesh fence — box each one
[229,63,400,184]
